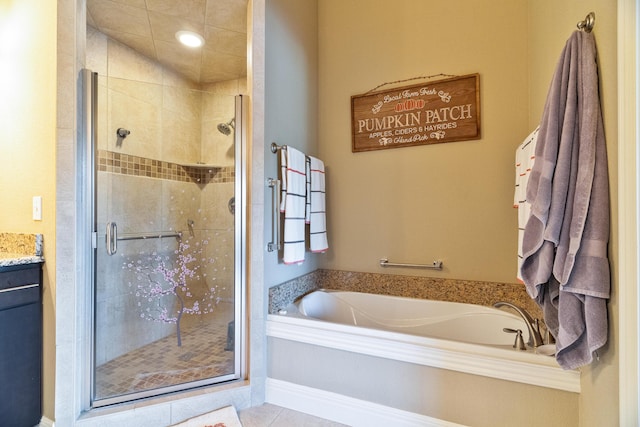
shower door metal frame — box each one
[80,69,247,409]
[80,68,99,411]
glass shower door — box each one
[87,70,245,407]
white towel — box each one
[514,127,539,282]
[305,158,311,222]
[281,146,307,264]
[307,156,328,253]
[280,149,287,212]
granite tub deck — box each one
[269,269,543,321]
[0,233,44,267]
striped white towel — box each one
[280,149,287,212]
[514,127,539,282]
[305,158,311,223]
[307,156,328,253]
[281,146,307,264]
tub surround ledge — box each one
[267,313,580,393]
[269,269,542,320]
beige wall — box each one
[527,2,619,426]
[0,0,57,420]
[264,0,320,287]
[315,0,620,425]
[318,0,529,284]
[308,1,567,424]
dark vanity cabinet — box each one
[0,262,43,427]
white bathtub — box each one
[295,290,530,346]
[266,290,580,393]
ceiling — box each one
[86,0,248,85]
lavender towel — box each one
[520,31,610,370]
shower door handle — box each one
[106,221,118,256]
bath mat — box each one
[170,405,242,427]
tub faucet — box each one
[493,301,544,348]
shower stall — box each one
[82,58,246,406]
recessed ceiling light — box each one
[175,31,205,48]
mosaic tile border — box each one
[98,150,235,185]
[268,270,324,314]
[268,269,543,320]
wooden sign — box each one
[351,74,481,152]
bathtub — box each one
[294,290,530,346]
[266,290,580,393]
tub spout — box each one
[493,301,544,348]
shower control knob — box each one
[116,128,131,138]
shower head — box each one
[217,118,235,136]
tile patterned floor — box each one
[95,312,234,399]
[93,305,347,426]
[239,404,349,427]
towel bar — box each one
[379,258,443,270]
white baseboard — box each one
[40,416,54,427]
[265,378,467,427]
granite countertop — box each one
[0,233,44,267]
[0,253,44,267]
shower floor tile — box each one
[95,311,234,399]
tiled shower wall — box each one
[88,26,245,364]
